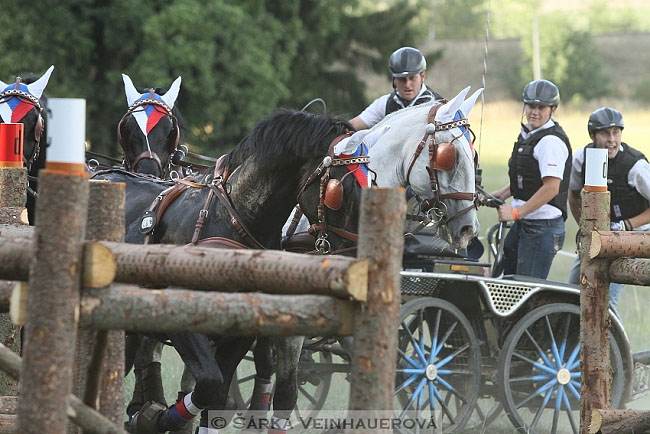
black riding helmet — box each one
[522,79,560,107]
[588,107,624,135]
[389,47,426,78]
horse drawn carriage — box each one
[229,217,650,434]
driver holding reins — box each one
[350,46,445,130]
[491,79,572,279]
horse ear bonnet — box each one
[324,178,343,210]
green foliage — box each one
[431,0,487,40]
[633,76,650,105]
[519,18,609,103]
[278,0,427,118]
[0,0,426,156]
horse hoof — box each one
[125,401,167,434]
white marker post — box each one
[584,147,608,192]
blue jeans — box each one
[568,256,624,318]
[502,217,565,279]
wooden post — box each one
[348,188,405,433]
[579,190,611,434]
[17,171,89,434]
[0,166,27,397]
[0,342,126,434]
[80,180,125,427]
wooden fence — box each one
[579,190,650,434]
[0,165,405,434]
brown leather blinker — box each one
[324,178,343,210]
[433,142,456,171]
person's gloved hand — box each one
[610,220,627,231]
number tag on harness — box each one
[139,210,157,234]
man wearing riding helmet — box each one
[349,46,445,130]
[567,107,650,314]
[491,79,572,279]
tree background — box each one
[2,0,649,156]
[0,0,425,156]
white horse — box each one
[338,85,483,248]
[240,87,484,432]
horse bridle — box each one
[0,80,44,169]
[117,91,180,177]
[295,132,367,254]
[406,104,479,230]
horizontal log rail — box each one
[589,408,650,433]
[0,229,367,301]
[0,237,114,289]
[80,286,356,335]
[3,284,355,335]
[0,343,126,434]
[609,257,650,286]
[589,230,650,259]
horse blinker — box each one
[324,178,343,210]
[433,142,455,171]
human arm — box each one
[498,176,561,221]
[491,183,511,201]
[568,189,582,224]
[625,159,650,229]
[349,116,369,131]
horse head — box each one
[295,145,366,255]
[118,74,182,178]
[368,86,483,249]
[0,65,53,170]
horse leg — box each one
[127,336,167,419]
[249,337,274,412]
[268,336,305,434]
[126,332,222,434]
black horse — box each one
[116,74,184,179]
[94,109,362,433]
[0,66,53,224]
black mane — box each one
[229,109,352,171]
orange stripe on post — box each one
[44,162,88,178]
[584,185,608,192]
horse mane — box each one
[373,100,436,130]
[229,109,352,170]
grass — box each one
[123,101,650,432]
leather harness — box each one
[406,104,479,229]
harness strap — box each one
[198,154,266,249]
[144,183,191,244]
[285,205,304,239]
[308,224,359,244]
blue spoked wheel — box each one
[394,298,481,433]
[497,303,625,434]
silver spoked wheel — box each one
[497,303,625,434]
[395,298,481,433]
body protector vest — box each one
[508,123,572,220]
[385,85,444,115]
[583,142,649,220]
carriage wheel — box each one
[395,298,481,433]
[497,303,625,434]
[465,397,503,431]
[229,349,333,419]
